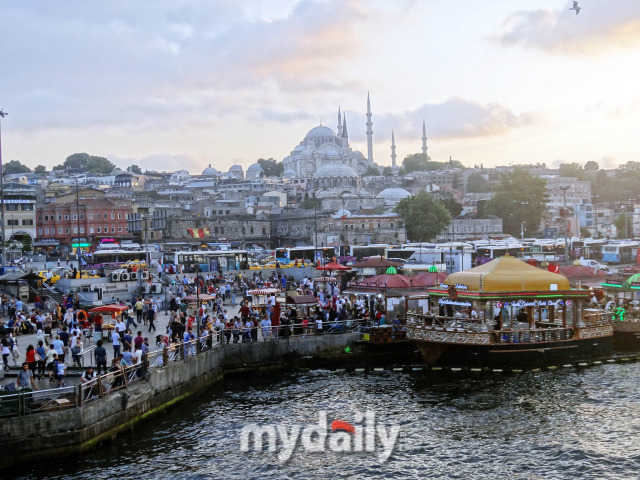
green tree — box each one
[466,172,491,193]
[402,153,464,173]
[127,164,143,174]
[257,158,284,177]
[584,160,599,172]
[395,192,451,242]
[3,160,31,174]
[53,153,115,173]
[21,235,32,252]
[580,226,591,238]
[439,197,463,217]
[85,156,115,174]
[34,165,47,174]
[382,166,394,176]
[363,165,380,176]
[485,167,549,237]
[614,213,633,239]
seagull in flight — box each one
[570,1,581,15]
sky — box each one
[1,0,640,174]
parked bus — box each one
[475,244,526,266]
[275,246,336,264]
[85,249,148,270]
[162,250,248,272]
[347,244,388,260]
[602,243,638,264]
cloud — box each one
[494,2,640,54]
[364,97,541,143]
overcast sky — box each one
[1,0,639,174]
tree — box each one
[363,165,380,176]
[127,164,142,174]
[584,160,599,172]
[21,236,32,253]
[382,166,394,176]
[34,165,47,174]
[3,160,31,175]
[466,173,491,193]
[402,153,464,174]
[257,158,284,177]
[85,156,115,174]
[395,192,451,242]
[580,227,591,238]
[53,153,115,173]
[615,213,633,239]
[439,197,463,217]
[485,167,549,237]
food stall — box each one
[89,304,130,342]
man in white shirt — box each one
[115,318,126,340]
[111,330,121,357]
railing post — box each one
[98,376,104,398]
[77,384,82,407]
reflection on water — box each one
[8,363,640,480]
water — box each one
[8,363,640,479]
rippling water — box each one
[9,363,640,480]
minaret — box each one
[337,107,342,137]
[421,119,428,156]
[366,92,373,163]
[391,130,397,168]
[342,113,349,142]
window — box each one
[96,213,101,220]
[58,214,63,221]
[117,212,122,219]
[65,227,69,234]
[45,228,49,235]
[7,219,18,226]
[118,226,122,232]
[90,226,94,234]
[73,213,77,220]
[22,219,33,225]
[80,226,85,233]
[111,226,115,233]
[125,226,128,232]
[64,213,69,220]
[58,227,63,234]
[97,227,101,233]
[5,204,18,211]
[390,222,394,228]
[38,228,43,235]
[89,212,94,220]
[73,227,78,234]
[80,213,84,220]
[21,204,34,211]
[111,212,115,220]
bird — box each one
[570,1,581,15]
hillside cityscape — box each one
[0,102,636,257]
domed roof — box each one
[305,125,337,139]
[202,164,218,176]
[336,209,352,217]
[283,169,297,178]
[246,163,264,178]
[293,145,305,152]
[313,162,358,179]
[376,188,411,202]
[229,164,243,172]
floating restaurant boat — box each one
[405,256,613,369]
[600,274,640,352]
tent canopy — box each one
[445,256,571,292]
[285,295,318,306]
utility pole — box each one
[560,185,570,264]
[0,109,7,268]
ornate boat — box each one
[406,257,613,369]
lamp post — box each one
[76,178,82,278]
[313,194,318,264]
[0,109,7,268]
[560,185,570,264]
[592,194,599,238]
[520,221,525,242]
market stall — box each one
[89,304,129,342]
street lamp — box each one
[0,109,7,268]
[520,221,526,242]
[592,194,599,238]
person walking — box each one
[94,340,108,375]
[111,330,121,358]
[146,307,157,332]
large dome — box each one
[376,188,411,202]
[202,164,218,176]
[313,162,358,179]
[283,169,297,179]
[305,125,337,139]
[229,164,244,178]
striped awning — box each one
[246,288,281,296]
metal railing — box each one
[0,385,77,418]
[78,345,96,368]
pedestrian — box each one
[111,330,121,358]
[53,355,66,388]
[147,307,156,332]
[16,362,39,391]
[94,340,108,375]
